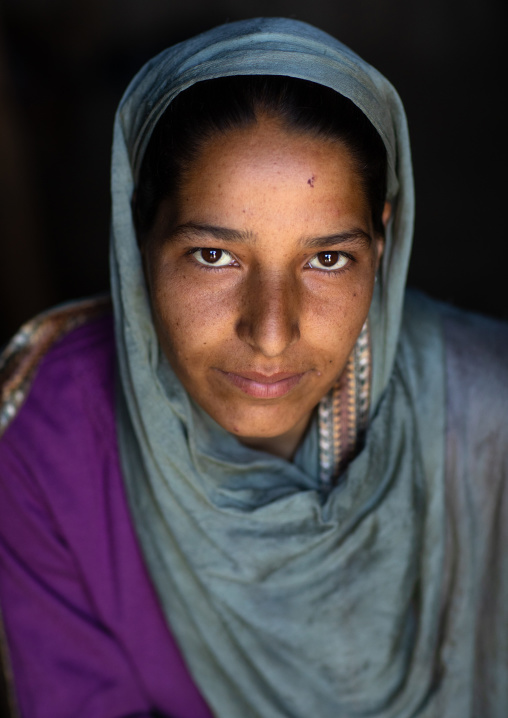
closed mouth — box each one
[216,369,305,399]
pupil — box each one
[202,248,222,263]
[319,251,338,267]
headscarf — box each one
[111,18,447,717]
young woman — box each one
[1,17,507,718]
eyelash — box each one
[305,251,356,274]
[185,247,238,272]
[185,247,356,275]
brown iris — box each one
[317,251,339,267]
[201,248,223,263]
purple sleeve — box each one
[0,441,156,717]
[0,318,211,718]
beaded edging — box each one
[0,296,111,438]
[318,319,371,487]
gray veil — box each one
[111,18,449,718]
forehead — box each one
[152,118,372,244]
[181,119,365,205]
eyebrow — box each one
[168,222,254,243]
[167,222,372,248]
[301,229,372,249]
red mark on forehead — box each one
[307,175,315,188]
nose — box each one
[236,269,300,357]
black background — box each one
[0,0,506,708]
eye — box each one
[192,248,235,267]
[307,251,349,271]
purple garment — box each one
[0,314,212,718]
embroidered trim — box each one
[318,319,371,487]
[0,296,111,438]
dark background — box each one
[0,0,505,708]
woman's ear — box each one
[382,201,391,229]
[374,202,391,272]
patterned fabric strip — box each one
[0,295,111,438]
[318,319,371,487]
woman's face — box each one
[143,116,386,459]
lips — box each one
[216,369,305,399]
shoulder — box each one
[439,300,508,448]
[0,294,120,551]
[401,289,508,382]
[402,290,508,444]
[0,296,114,440]
[440,300,508,383]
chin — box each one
[208,399,314,457]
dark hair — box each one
[134,76,387,240]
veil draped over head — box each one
[111,18,449,718]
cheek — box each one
[303,272,375,344]
[153,296,201,365]
[149,269,236,367]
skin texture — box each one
[143,115,388,459]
